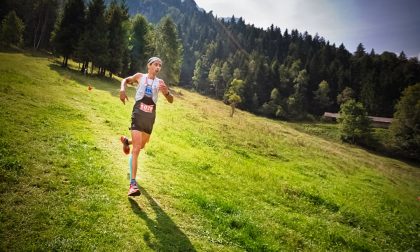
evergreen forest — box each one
[1,0,419,120]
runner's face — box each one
[149,61,162,74]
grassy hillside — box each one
[0,52,419,251]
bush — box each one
[338,99,372,144]
[390,83,420,160]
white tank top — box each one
[134,75,160,103]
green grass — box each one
[0,52,419,251]
[286,121,413,162]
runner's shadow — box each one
[128,187,196,251]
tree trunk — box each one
[84,62,89,75]
[35,9,49,50]
[33,14,42,49]
[230,104,236,117]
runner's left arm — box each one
[159,80,173,103]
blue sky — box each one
[194,0,420,59]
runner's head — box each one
[147,57,162,75]
[148,57,162,66]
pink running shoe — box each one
[120,136,130,155]
[128,183,141,196]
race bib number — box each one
[139,102,154,113]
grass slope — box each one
[0,52,419,251]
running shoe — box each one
[120,136,130,155]
[128,183,141,196]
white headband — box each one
[147,57,162,65]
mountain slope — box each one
[0,52,419,251]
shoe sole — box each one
[128,190,141,197]
[120,136,130,155]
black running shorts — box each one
[130,99,156,134]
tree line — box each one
[0,0,183,84]
[120,0,420,118]
[175,11,420,119]
[1,0,419,119]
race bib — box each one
[139,102,154,113]
[145,85,153,97]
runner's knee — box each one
[132,145,141,155]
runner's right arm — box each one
[120,73,142,104]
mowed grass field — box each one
[0,51,419,251]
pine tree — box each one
[313,80,332,114]
[390,83,420,160]
[120,1,130,76]
[287,69,308,119]
[208,61,222,97]
[0,11,25,47]
[360,70,377,114]
[77,0,109,75]
[129,14,153,74]
[261,88,285,118]
[51,0,85,67]
[337,86,355,105]
[106,0,129,77]
[233,68,241,80]
[221,61,232,87]
[398,51,407,61]
[354,43,366,58]
[155,16,183,85]
[192,58,205,92]
[25,0,58,49]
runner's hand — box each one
[159,80,169,95]
[120,90,129,104]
